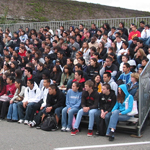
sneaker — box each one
[18,119,24,124]
[29,121,36,128]
[71,129,79,135]
[66,127,71,132]
[61,127,66,132]
[87,130,93,137]
[24,120,29,125]
[109,131,115,141]
[7,119,12,122]
[95,131,100,135]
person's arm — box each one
[111,70,117,77]
[22,88,28,102]
[89,92,99,109]
[111,102,119,112]
[0,85,6,96]
[111,82,118,96]
[60,73,64,86]
[71,92,82,109]
[81,91,86,108]
[141,30,146,38]
[107,94,116,112]
[121,95,133,115]
[66,90,71,108]
[99,66,105,76]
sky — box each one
[76,0,150,12]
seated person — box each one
[141,57,149,68]
[17,79,41,124]
[86,58,100,80]
[118,63,132,84]
[0,76,6,96]
[36,84,65,128]
[119,55,129,72]
[71,80,99,136]
[67,70,85,90]
[106,84,134,141]
[29,79,50,127]
[94,84,116,135]
[103,72,118,96]
[61,82,82,132]
[92,74,103,93]
[138,66,144,74]
[100,57,118,79]
[0,76,16,120]
[127,73,139,97]
[7,79,25,122]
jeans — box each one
[106,110,131,135]
[74,108,98,130]
[18,102,36,121]
[7,103,18,120]
[61,107,79,129]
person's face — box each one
[11,63,15,68]
[111,42,115,48]
[97,31,102,36]
[35,53,38,58]
[123,65,128,73]
[11,57,15,62]
[64,68,68,73]
[78,59,83,64]
[90,59,95,66]
[91,37,95,43]
[67,59,71,65]
[72,83,78,92]
[57,53,61,58]
[15,81,20,88]
[91,24,95,29]
[140,23,144,28]
[118,87,122,95]
[3,65,7,70]
[133,40,137,45]
[45,57,49,62]
[85,84,91,91]
[116,37,121,43]
[32,58,36,64]
[142,60,147,66]
[148,48,150,54]
[79,25,83,30]
[37,64,41,71]
[34,40,38,45]
[75,72,80,80]
[99,42,102,48]
[3,74,6,80]
[53,42,57,47]
[131,77,136,83]
[83,42,87,48]
[53,66,57,72]
[122,43,127,49]
[76,53,80,59]
[44,48,50,53]
[122,56,128,63]
[93,54,98,59]
[24,69,29,76]
[102,86,108,95]
[105,58,112,66]
[75,66,79,71]
[27,81,33,89]
[90,50,94,56]
[71,31,75,36]
[132,26,136,31]
[138,68,143,74]
[46,38,50,44]
[6,78,11,84]
[5,57,9,62]
[49,87,55,95]
[111,28,115,33]
[19,48,24,53]
[103,74,110,83]
[95,75,101,83]
[43,80,48,87]
[119,23,123,28]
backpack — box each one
[40,114,57,131]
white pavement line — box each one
[54,141,150,150]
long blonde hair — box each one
[136,48,146,60]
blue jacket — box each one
[127,82,139,97]
[118,72,132,84]
[111,84,133,115]
[66,89,82,109]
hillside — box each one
[0,0,150,23]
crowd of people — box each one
[0,20,149,141]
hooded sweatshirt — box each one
[66,89,82,109]
[118,72,132,84]
[22,83,41,103]
[111,84,133,115]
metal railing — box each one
[138,61,150,136]
[0,16,150,33]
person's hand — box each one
[23,102,28,108]
[101,111,106,119]
[67,108,71,113]
[119,113,121,115]
[103,62,106,68]
[10,100,13,104]
[83,107,90,112]
[61,85,65,88]
[40,107,43,110]
[46,107,52,113]
[53,80,56,84]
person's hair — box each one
[53,40,58,44]
[123,63,130,68]
[103,72,111,78]
[132,24,137,28]
[7,76,15,83]
[132,37,139,41]
[78,57,85,65]
[5,55,11,60]
[67,58,73,64]
[117,88,125,103]
[90,46,96,52]
[103,83,111,91]
[28,79,34,85]
[97,41,105,54]
[64,65,72,75]
[49,84,57,90]
[119,22,124,28]
[26,62,35,70]
[140,21,145,24]
[75,70,83,78]
[77,51,83,57]
[35,50,42,59]
[20,46,26,51]
[131,73,140,82]
[25,67,33,75]
[139,66,145,70]
[72,81,82,92]
[44,78,50,83]
[85,80,94,89]
[81,42,89,53]
[15,79,23,91]
[38,62,44,68]
[122,54,129,60]
[108,47,115,53]
[75,63,82,70]
[136,48,146,60]
[106,56,113,62]
[115,32,121,36]
[142,57,149,62]
[15,69,22,80]
[111,27,116,30]
[91,57,98,67]
[123,41,128,47]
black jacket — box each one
[86,65,100,79]
[46,89,65,110]
[81,90,99,109]
[99,90,116,112]
[34,69,45,85]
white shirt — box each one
[141,29,150,38]
[116,41,123,54]
[117,48,128,56]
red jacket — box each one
[5,83,16,98]
[128,30,141,40]
[18,51,26,58]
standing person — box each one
[7,79,25,122]
[106,84,133,141]
[0,76,16,120]
[71,80,99,136]
[61,82,82,132]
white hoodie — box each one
[22,83,41,103]
[40,86,49,108]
